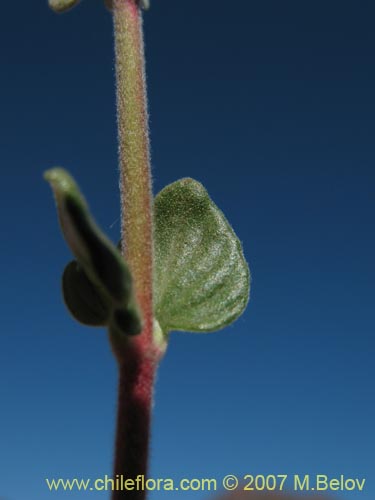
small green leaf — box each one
[48,0,81,13]
[154,178,250,334]
[45,168,132,305]
[62,260,110,326]
[45,168,142,336]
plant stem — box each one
[113,354,155,500]
[112,1,157,498]
[113,0,153,348]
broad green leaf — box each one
[48,0,81,13]
[154,178,250,334]
[45,168,142,336]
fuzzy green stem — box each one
[112,1,156,499]
[114,0,153,350]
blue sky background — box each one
[0,1,374,499]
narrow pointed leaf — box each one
[48,0,81,13]
[154,178,250,334]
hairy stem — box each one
[114,0,153,346]
[112,1,156,498]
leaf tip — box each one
[44,169,86,219]
[179,177,206,193]
[160,177,210,209]
[44,167,76,193]
[48,0,81,14]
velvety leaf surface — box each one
[154,178,250,334]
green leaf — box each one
[45,168,142,336]
[154,178,250,334]
[48,0,81,13]
[62,260,110,326]
[45,168,131,304]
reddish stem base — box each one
[112,347,156,500]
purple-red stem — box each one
[112,350,156,500]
